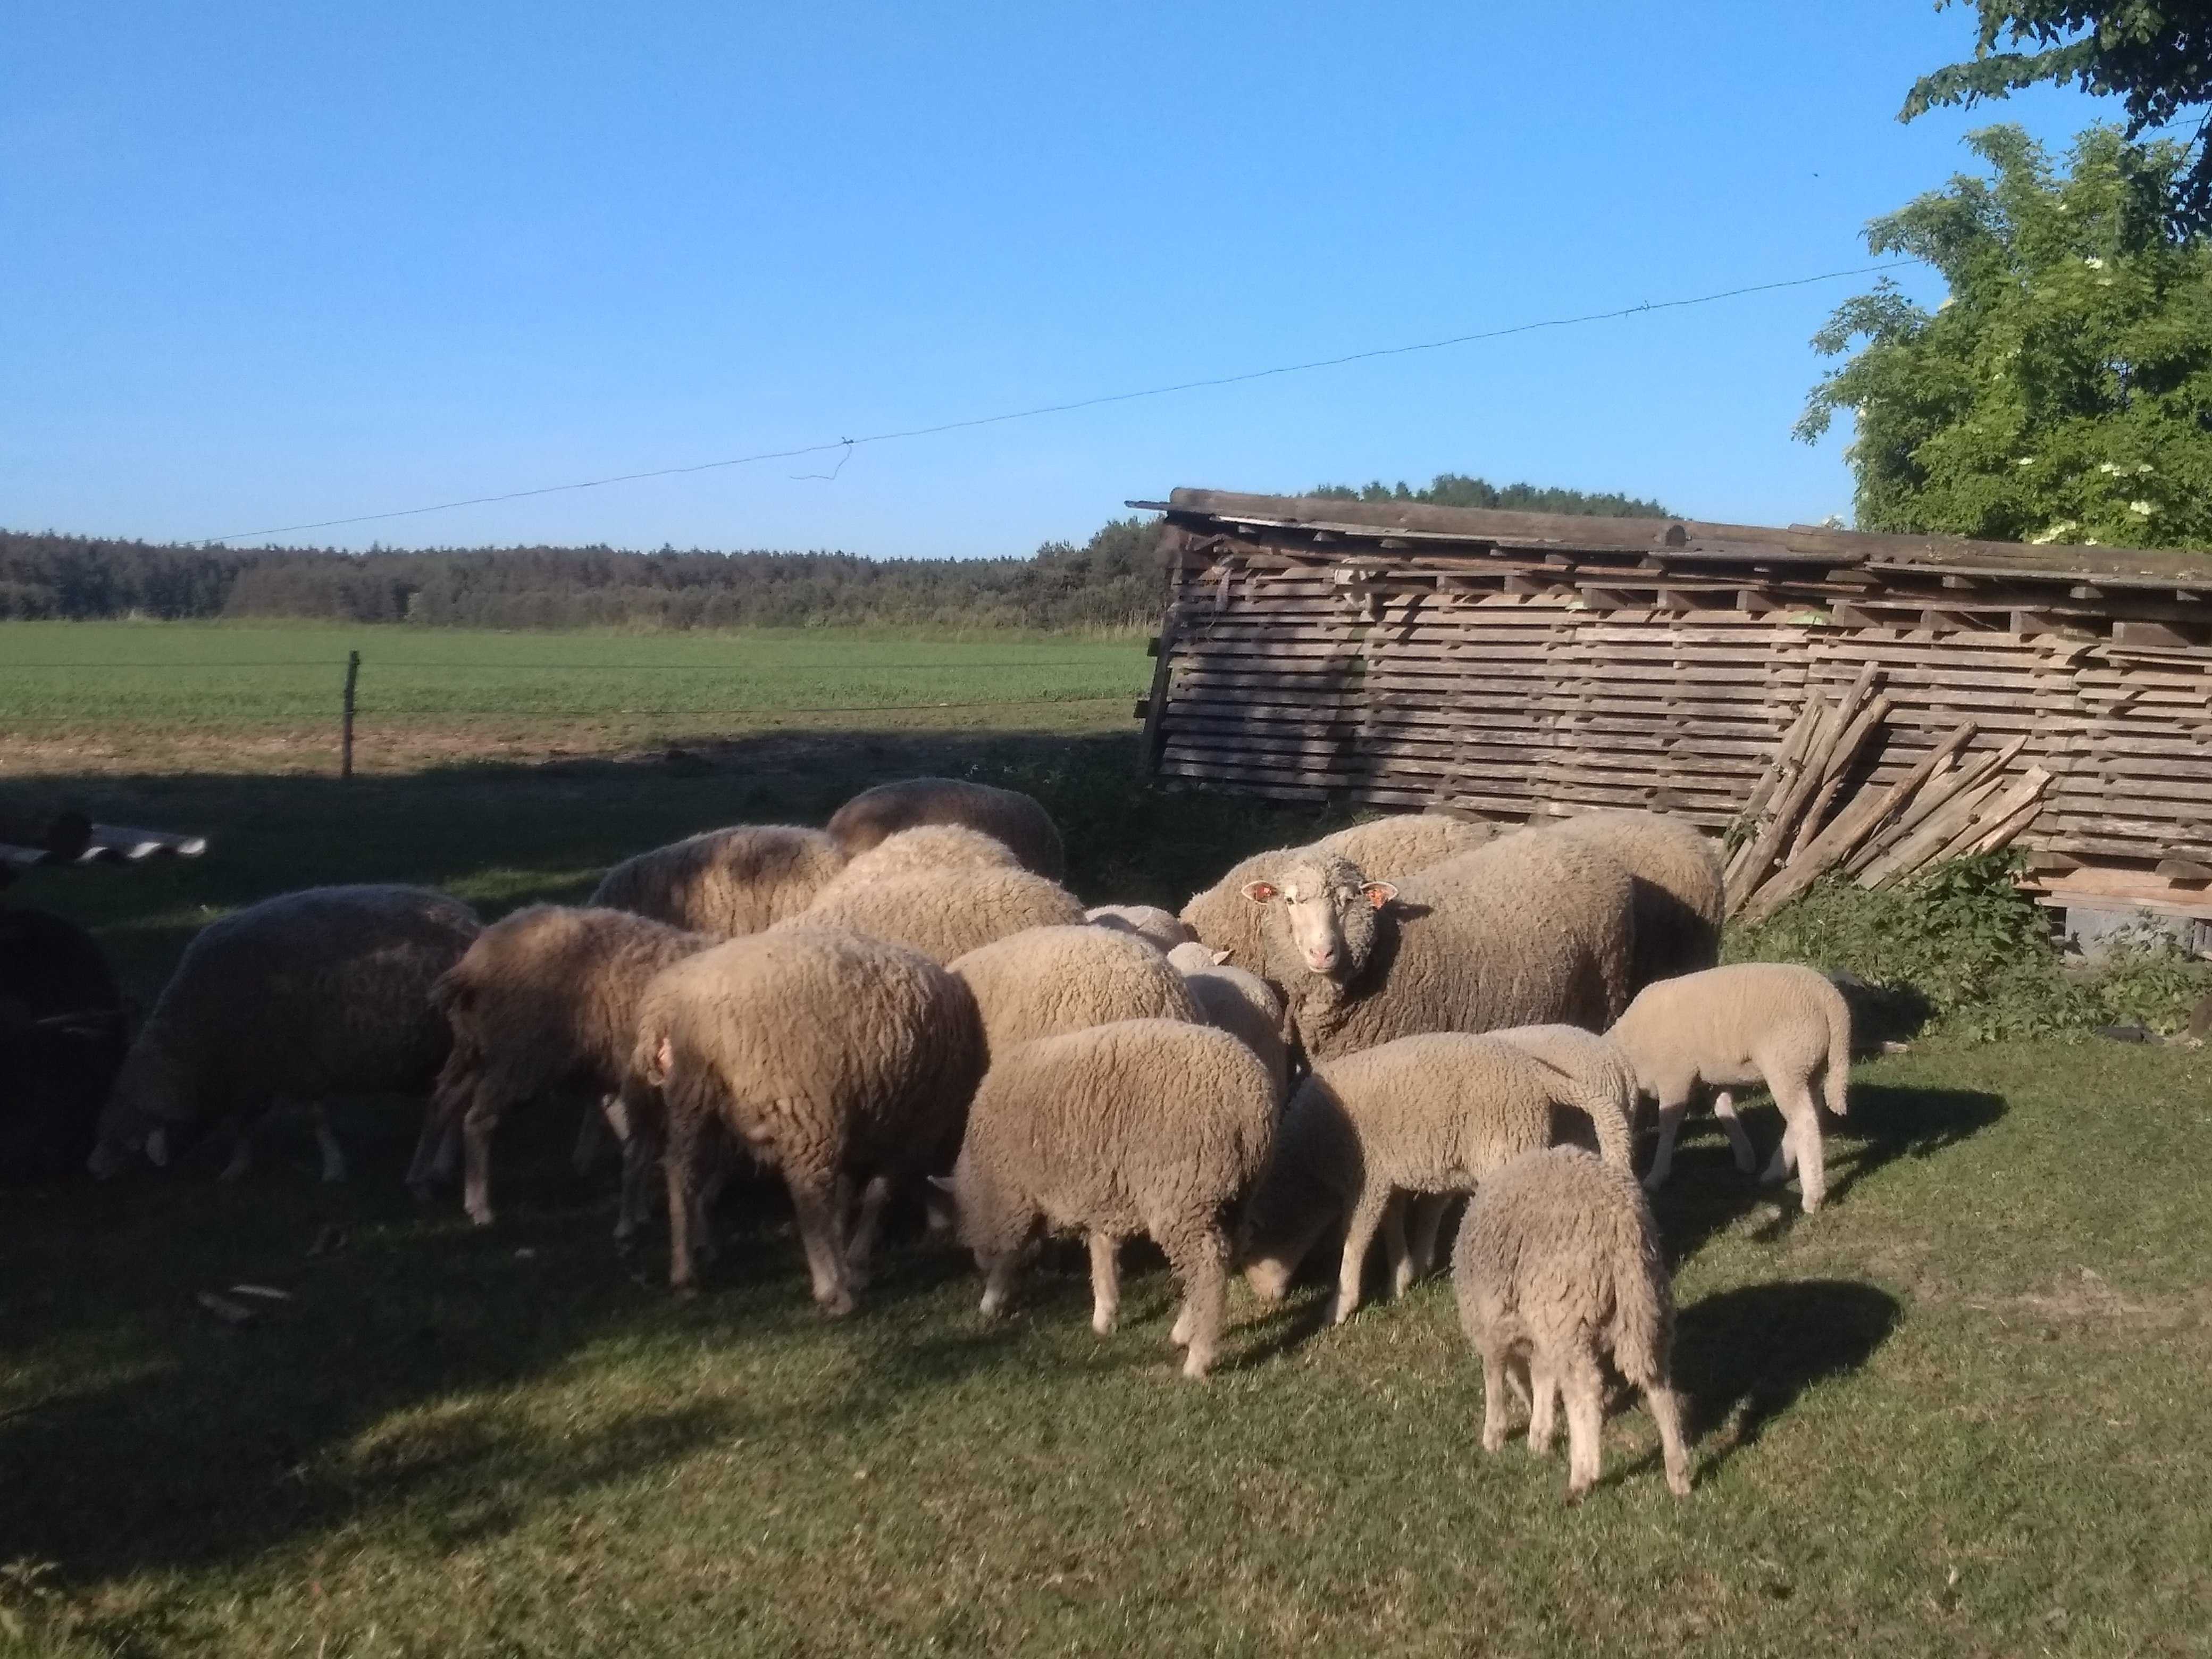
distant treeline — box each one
[1311,472,1673,518]
[0,476,1670,630]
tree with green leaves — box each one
[1797,124,2212,549]
[1903,3,2212,235]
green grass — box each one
[0,621,1148,739]
[4,640,2210,1655]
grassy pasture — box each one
[3,626,2210,1656]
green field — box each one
[4,626,2211,1655]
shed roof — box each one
[1137,488,2212,592]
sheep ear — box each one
[1362,882,1398,910]
[1241,881,1281,904]
[1211,949,1230,965]
[643,1034,674,1084]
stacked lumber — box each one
[1725,673,2054,923]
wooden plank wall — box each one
[1149,543,2212,868]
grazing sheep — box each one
[950,925,1199,1063]
[630,925,984,1312]
[1237,834,1636,1063]
[1538,811,1724,991]
[1454,1146,1693,1500]
[788,859,1086,965]
[1605,962,1853,1213]
[1166,941,1289,1103]
[1395,1022,1641,1281]
[827,777,1066,881]
[1,906,128,1183]
[405,905,712,1227]
[934,1019,1276,1379]
[1240,1032,1629,1323]
[1181,812,1495,976]
[89,885,480,1183]
[1084,904,1196,953]
[589,825,846,936]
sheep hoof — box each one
[1092,1310,1117,1337]
[1639,1170,1666,1194]
[1732,1148,1757,1175]
[670,1281,699,1301]
[1179,1352,1213,1381]
[818,1291,857,1318]
[1667,1469,1694,1498]
[466,1206,494,1228]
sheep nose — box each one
[1307,948,1337,970]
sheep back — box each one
[589,825,846,937]
[1084,904,1196,953]
[827,777,1065,881]
[1540,811,1723,990]
[836,824,1023,881]
[1175,963,1288,1103]
[100,884,480,1148]
[950,925,1199,1063]
[1487,1023,1638,1168]
[790,863,1085,965]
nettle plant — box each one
[1799,123,2212,550]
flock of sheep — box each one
[85,777,1855,1501]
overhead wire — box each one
[200,258,1915,546]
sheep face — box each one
[89,1033,192,1175]
[1241,855,1395,980]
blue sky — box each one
[1,3,2118,557]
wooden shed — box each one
[1133,488,2212,928]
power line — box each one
[201,259,1915,546]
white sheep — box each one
[589,824,847,936]
[1536,811,1724,991]
[934,1018,1277,1379]
[1605,962,1853,1212]
[949,925,1199,1063]
[1235,834,1636,1063]
[404,904,713,1227]
[1181,812,1495,976]
[628,925,985,1312]
[836,823,1023,879]
[90,885,481,1183]
[786,847,1086,965]
[1084,904,1196,953]
[1165,941,1289,1103]
[1239,1031,1633,1324]
[1454,1145,1694,1500]
[827,777,1066,880]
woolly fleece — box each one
[827,777,1066,880]
[1084,904,1196,953]
[949,925,1200,1066]
[789,862,1086,965]
[1536,811,1724,991]
[589,825,847,937]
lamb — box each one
[1454,1146,1694,1500]
[787,857,1086,965]
[1165,941,1289,1103]
[949,925,1200,1063]
[588,824,847,936]
[88,885,481,1183]
[1180,812,1495,976]
[405,905,713,1227]
[1239,1031,1635,1324]
[1605,962,1853,1213]
[1237,834,1637,1063]
[628,925,984,1312]
[1394,1022,1642,1282]
[1084,904,1196,953]
[933,1019,1276,1379]
[827,777,1066,880]
[1537,811,1724,991]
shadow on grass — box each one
[1651,1081,2006,1264]
[1672,1278,1901,1471]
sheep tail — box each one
[1526,1054,1632,1172]
[1824,991,1851,1119]
[1611,1226,1674,1391]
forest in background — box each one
[0,475,1672,631]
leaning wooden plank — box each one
[1724,694,1832,895]
[1924,767,2052,867]
[1735,719,1978,923]
[1786,691,1897,863]
[1858,775,2010,889]
[1727,668,1883,913]
[1842,732,2032,874]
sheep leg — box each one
[460,1092,501,1225]
[1382,1199,1414,1300]
[1561,1350,1608,1502]
[663,1116,702,1294]
[406,1092,462,1196]
[1644,1380,1694,1497]
[1641,1096,1691,1192]
[1087,1232,1121,1336]
[571,1095,613,1175]
[1479,1336,1517,1453]
[1406,1194,1452,1280]
[1771,1077,1827,1213]
[615,1124,660,1244]
[786,1174,856,1317]
[1710,1090,1756,1175]
[1331,1186,1393,1326]
[843,1174,894,1286]
[314,1108,348,1185]
[977,1249,1023,1321]
[1526,1354,1560,1455]
[1165,1226,1230,1380]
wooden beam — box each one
[2114,618,2198,649]
[2154,857,2212,883]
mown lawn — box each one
[3,678,2209,1656]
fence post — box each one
[340,650,360,779]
